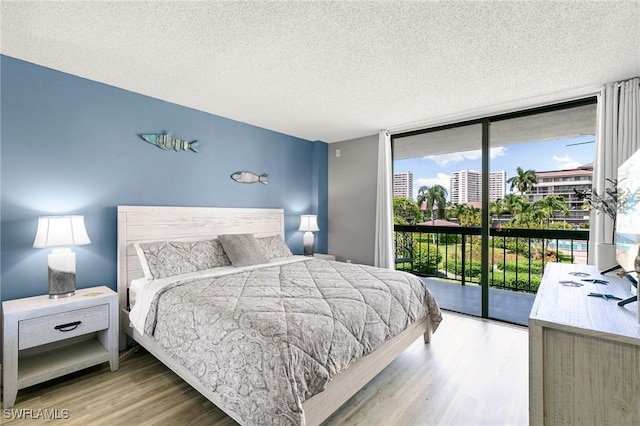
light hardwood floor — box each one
[2,312,528,425]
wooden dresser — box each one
[529,263,640,425]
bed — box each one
[117,205,442,425]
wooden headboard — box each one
[117,205,285,312]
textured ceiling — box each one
[2,1,639,143]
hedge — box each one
[411,245,443,275]
[490,270,541,292]
[496,260,544,275]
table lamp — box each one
[298,215,319,256]
[33,215,91,298]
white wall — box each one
[328,134,378,265]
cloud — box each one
[490,146,507,159]
[552,154,581,169]
[424,146,506,166]
[413,174,451,200]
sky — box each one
[393,134,596,201]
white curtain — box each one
[374,130,394,269]
[589,77,640,263]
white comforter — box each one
[129,255,309,334]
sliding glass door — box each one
[393,123,484,317]
[392,99,596,325]
[487,104,596,323]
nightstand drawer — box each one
[18,304,110,350]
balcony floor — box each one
[423,277,537,326]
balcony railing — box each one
[394,224,590,293]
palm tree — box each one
[416,186,429,221]
[507,167,539,195]
[490,198,506,227]
[532,200,554,228]
[511,203,535,228]
[504,193,526,218]
[416,185,448,222]
[539,195,569,228]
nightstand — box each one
[2,286,118,408]
[313,253,336,261]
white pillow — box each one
[134,239,231,279]
[134,242,153,280]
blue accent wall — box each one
[0,55,328,301]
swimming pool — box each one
[546,240,588,251]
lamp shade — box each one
[33,216,91,248]
[298,215,320,232]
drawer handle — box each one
[54,321,82,332]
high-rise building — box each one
[393,172,413,199]
[450,170,506,204]
[450,170,480,203]
[489,170,507,201]
[525,163,593,222]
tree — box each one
[448,202,467,222]
[511,202,535,228]
[531,200,554,227]
[490,198,506,227]
[393,197,420,224]
[504,193,527,217]
[507,167,538,195]
[535,195,569,228]
[416,184,448,222]
[416,186,429,221]
[459,205,481,227]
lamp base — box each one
[49,291,75,299]
[303,232,315,256]
[48,248,76,299]
[49,268,76,298]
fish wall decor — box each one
[231,171,268,185]
[139,132,200,152]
